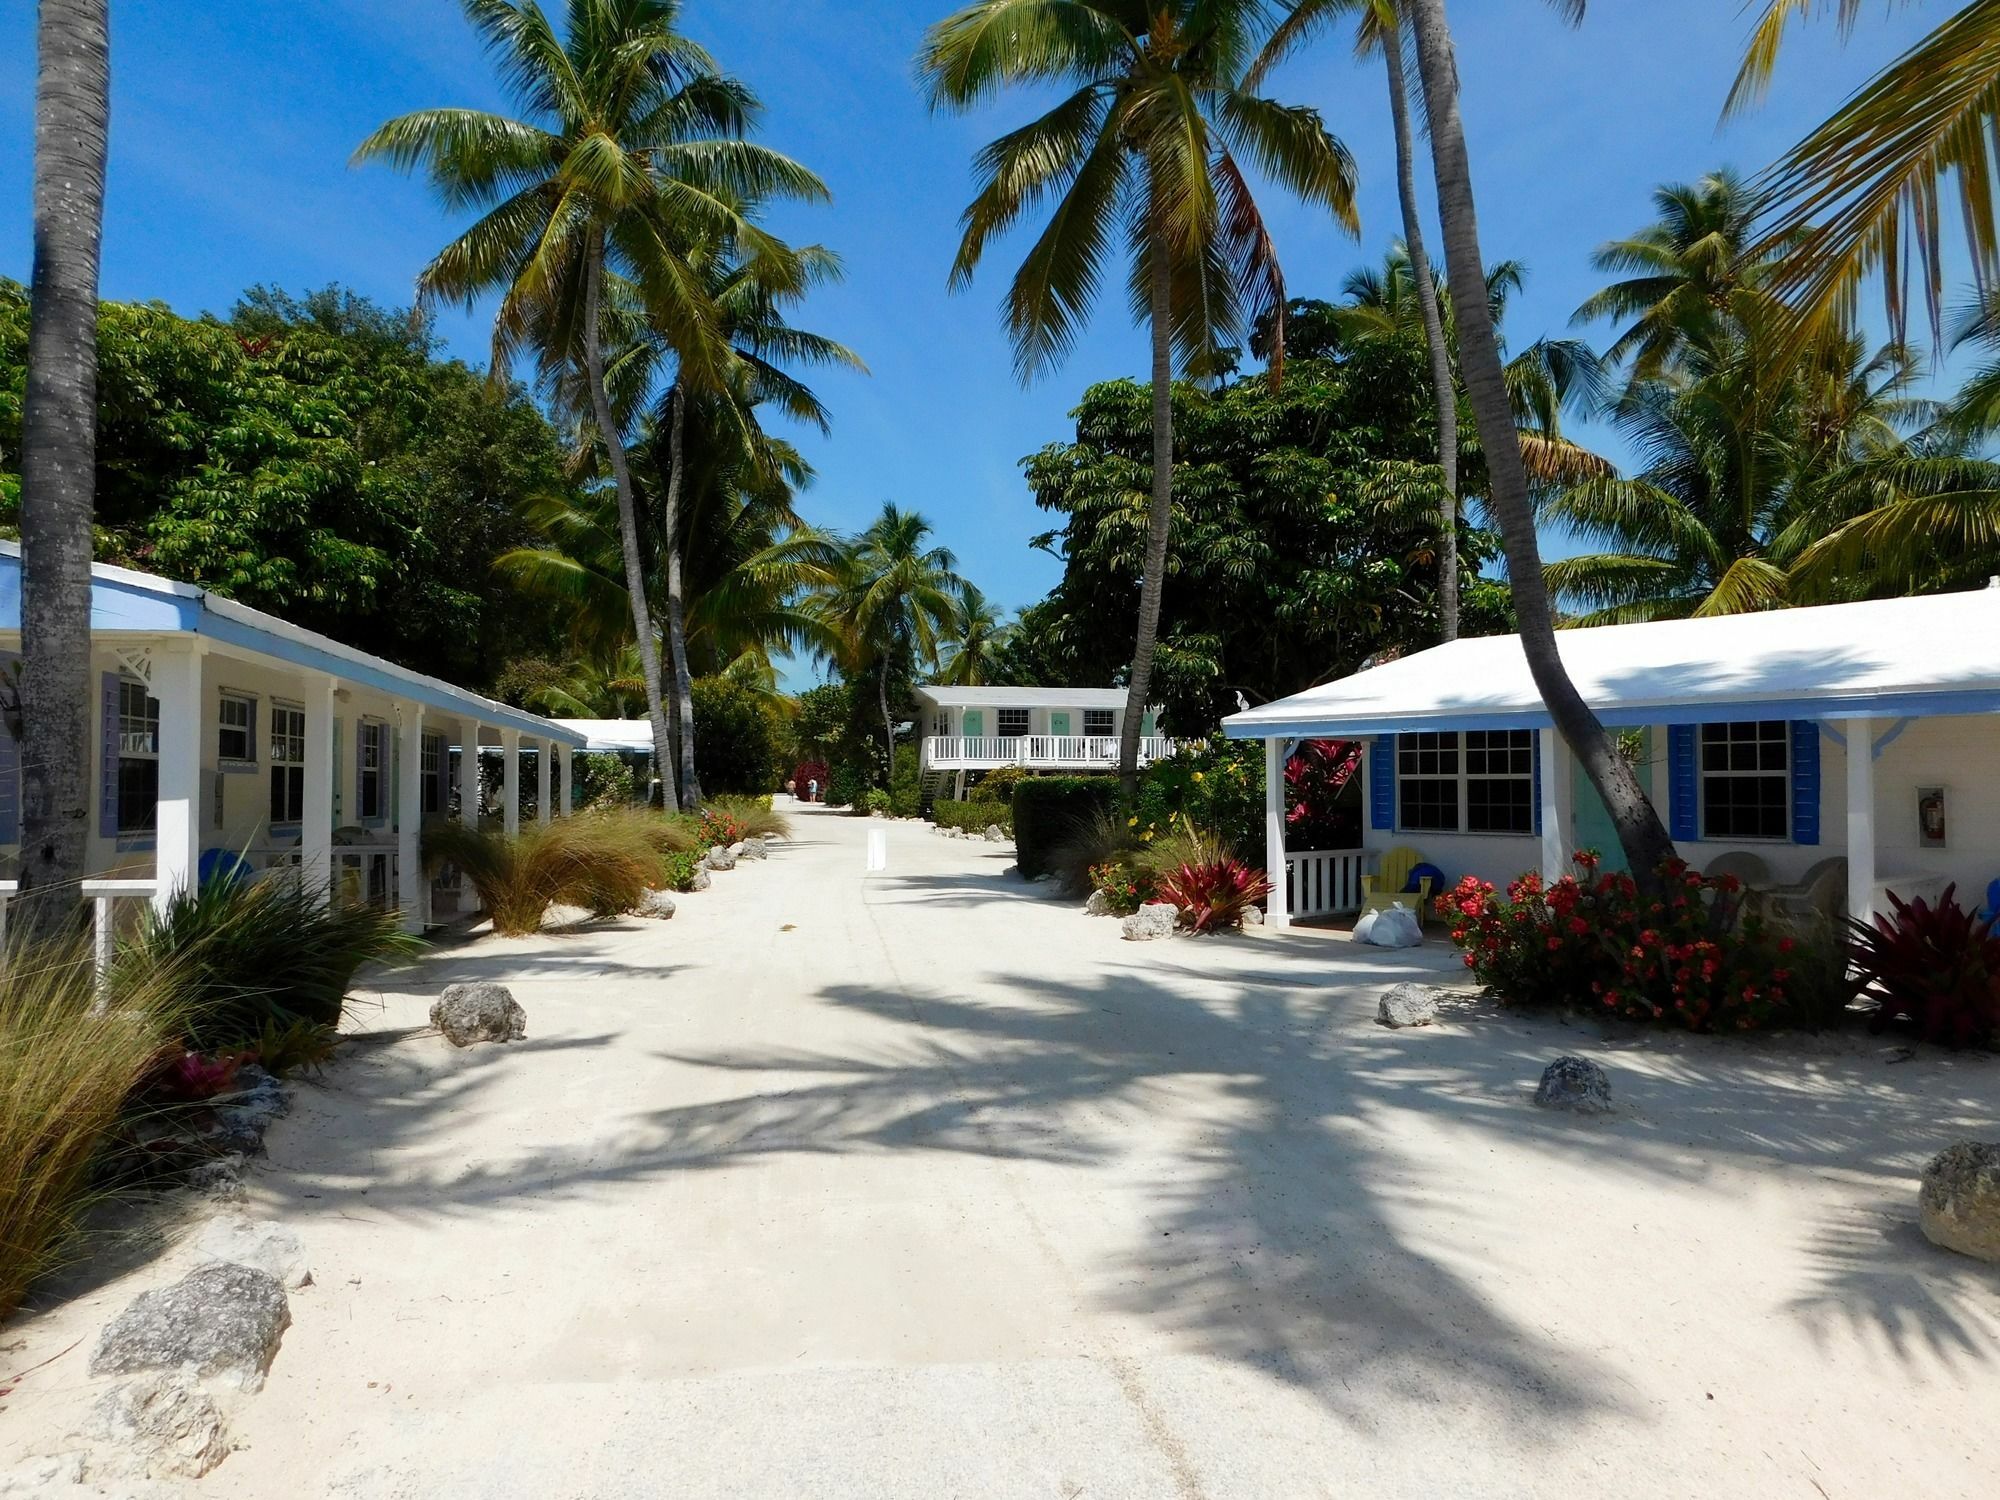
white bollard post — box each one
[866,828,887,872]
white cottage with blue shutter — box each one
[1222,588,2000,931]
[0,544,588,944]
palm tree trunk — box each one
[16,0,110,941]
[1118,203,1175,802]
[1382,18,1461,642]
[583,235,678,811]
[878,653,895,782]
[1403,0,1675,882]
[662,383,702,810]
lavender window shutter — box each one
[100,672,121,838]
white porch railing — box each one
[923,734,1177,769]
[0,878,159,972]
[1286,849,1368,919]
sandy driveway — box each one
[7,800,1999,1496]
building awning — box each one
[1223,587,2000,740]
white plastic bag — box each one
[1351,907,1378,944]
[1362,902,1423,948]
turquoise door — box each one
[1049,711,1071,736]
[962,709,984,737]
[1572,732,1653,874]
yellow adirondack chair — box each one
[1361,846,1432,926]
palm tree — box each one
[936,582,1014,686]
[1729,1,2000,342]
[356,0,822,807]
[1254,0,1463,635]
[826,504,962,770]
[15,0,110,938]
[920,0,1359,797]
[1399,0,1676,882]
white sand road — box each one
[5,799,1999,1497]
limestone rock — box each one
[687,867,711,892]
[81,1371,231,1480]
[430,982,525,1047]
[1378,983,1439,1029]
[185,1154,246,1202]
[1533,1055,1612,1114]
[1121,901,1180,942]
[738,837,768,860]
[727,840,746,856]
[1241,906,1264,927]
[1083,889,1111,917]
[984,824,1008,843]
[636,890,677,920]
[0,1453,89,1494]
[90,1263,290,1393]
[192,1217,309,1289]
[1919,1141,2000,1262]
[705,843,738,871]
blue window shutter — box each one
[1369,735,1396,830]
[1790,720,1820,846]
[1668,724,1698,841]
[1532,733,1543,836]
[0,653,18,846]
[100,672,121,838]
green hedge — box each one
[935,799,1012,836]
[1012,776,1118,880]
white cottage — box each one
[1223,588,2000,931]
[912,686,1171,798]
[0,544,588,942]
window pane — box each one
[117,758,158,834]
[996,709,1030,736]
[1468,776,1533,834]
[1398,778,1460,832]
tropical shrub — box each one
[969,765,1030,805]
[691,674,780,795]
[697,806,752,847]
[863,788,893,815]
[117,876,419,1053]
[1089,858,1157,915]
[423,813,660,934]
[1846,886,2000,1049]
[1158,856,1274,933]
[1,941,183,1321]
[659,850,708,892]
[1285,739,1363,850]
[826,761,870,809]
[576,752,639,808]
[1443,854,1803,1032]
[934,798,1011,836]
[790,759,829,799]
[889,743,924,818]
[1133,738,1264,856]
[1015,776,1120,882]
[703,794,790,840]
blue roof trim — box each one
[1222,687,2000,740]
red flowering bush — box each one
[1158,857,1274,933]
[1089,859,1158,916]
[1443,852,1801,1032]
[1846,885,2000,1049]
[697,807,750,847]
[790,761,829,801]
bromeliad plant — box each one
[1846,885,2000,1049]
[1445,852,1801,1032]
[1156,853,1273,933]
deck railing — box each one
[0,877,159,971]
[923,734,1176,768]
[1286,849,1368,919]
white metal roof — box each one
[1222,587,2000,739]
[913,685,1133,709]
[550,719,656,753]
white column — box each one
[559,745,573,817]
[1538,727,1574,882]
[1264,737,1290,931]
[301,675,337,901]
[536,736,553,826]
[1844,716,1876,925]
[458,721,481,828]
[397,705,425,935]
[151,642,206,915]
[502,729,521,837]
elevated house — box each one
[0,544,588,947]
[1223,588,2000,932]
[913,686,1171,799]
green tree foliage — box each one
[689,673,779,795]
[0,280,570,685]
[1020,335,1509,731]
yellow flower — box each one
[1127,816,1138,827]
[1191,771,1205,782]
[1142,830,1155,841]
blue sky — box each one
[0,1,1942,668]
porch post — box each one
[1843,716,1876,925]
[1264,737,1290,931]
[1538,727,1573,882]
[536,736,553,826]
[501,729,521,837]
[301,675,337,902]
[559,744,573,817]
[457,722,481,828]
[396,704,424,935]
[151,642,205,915]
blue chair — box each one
[197,848,253,890]
[1977,878,2000,932]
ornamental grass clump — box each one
[1444,852,1803,1032]
[0,940,185,1321]
[424,813,660,935]
[1846,885,2000,1049]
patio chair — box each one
[1760,856,1848,925]
[1361,846,1434,928]
[1702,851,1772,888]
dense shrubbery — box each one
[1133,738,1264,855]
[826,762,870,809]
[1847,886,2000,1048]
[935,799,1009,835]
[889,743,924,817]
[1089,859,1157,914]
[968,765,1030,805]
[1445,854,1803,1032]
[790,760,829,799]
[691,675,781,795]
[1014,777,1120,880]
[576,751,639,807]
